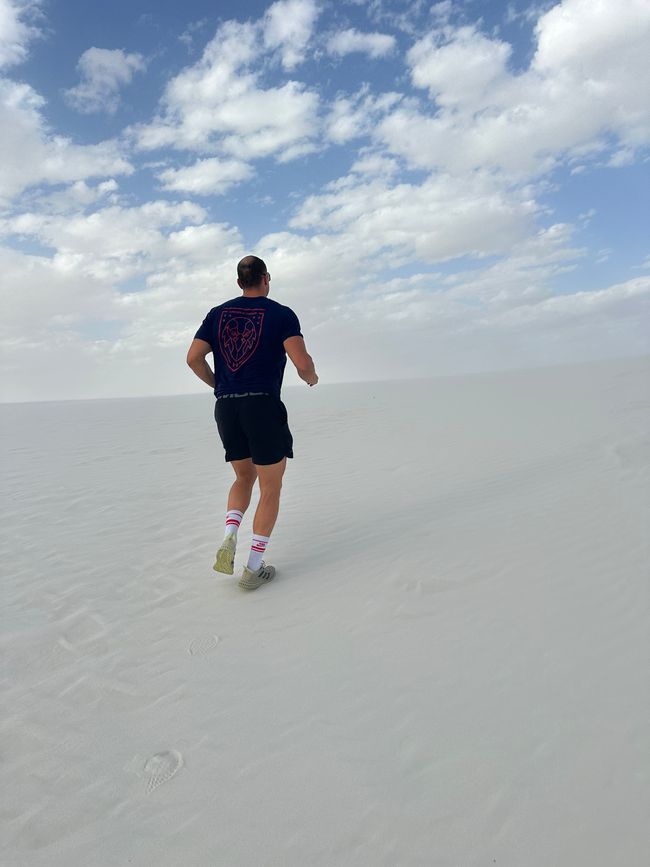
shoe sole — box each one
[213,545,235,575]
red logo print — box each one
[218,308,265,372]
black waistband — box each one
[217,391,270,399]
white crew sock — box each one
[247,534,270,572]
[224,510,244,539]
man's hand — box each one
[284,336,318,387]
[186,339,215,389]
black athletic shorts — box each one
[214,394,293,466]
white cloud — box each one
[408,26,511,109]
[349,151,400,177]
[158,158,253,195]
[264,0,320,69]
[2,186,647,401]
[32,178,120,214]
[2,0,648,402]
[0,78,133,201]
[327,28,396,58]
[133,19,320,164]
[607,148,636,168]
[0,243,120,331]
[442,223,586,311]
[484,275,650,330]
[178,18,208,53]
[362,0,430,38]
[251,223,648,386]
[505,2,555,26]
[0,0,41,69]
[430,1,453,21]
[0,206,246,401]
[380,0,650,176]
[64,47,146,114]
[164,222,242,263]
[1,200,207,282]
[290,170,538,266]
[326,88,401,144]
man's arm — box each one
[284,336,318,386]
[186,339,215,389]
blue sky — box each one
[1,0,648,401]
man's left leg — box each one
[214,458,258,574]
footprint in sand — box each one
[58,607,108,651]
[144,750,183,794]
[188,634,221,656]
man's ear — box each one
[237,278,243,289]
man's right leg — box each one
[240,458,286,589]
[252,457,286,537]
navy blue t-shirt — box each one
[194,296,302,399]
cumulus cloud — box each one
[263,0,320,69]
[33,178,120,214]
[1,199,207,282]
[379,0,650,176]
[483,275,650,331]
[158,158,253,195]
[133,19,319,164]
[408,26,511,108]
[0,243,121,331]
[0,0,41,69]
[327,28,396,58]
[442,223,586,311]
[430,1,454,22]
[326,88,401,144]
[0,198,247,400]
[0,78,133,201]
[349,151,400,178]
[290,169,538,265]
[2,0,648,401]
[251,221,649,385]
[64,47,146,114]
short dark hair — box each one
[237,255,267,289]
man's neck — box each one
[241,291,267,298]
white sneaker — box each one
[238,561,276,591]
[213,535,236,575]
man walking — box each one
[187,256,318,590]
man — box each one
[187,255,318,591]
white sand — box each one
[2,356,649,866]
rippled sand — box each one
[2,356,648,866]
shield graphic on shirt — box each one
[218,308,265,372]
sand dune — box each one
[2,356,649,866]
